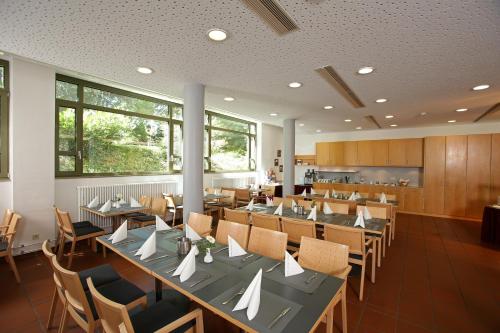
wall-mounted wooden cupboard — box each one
[315,138,423,167]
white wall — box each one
[260,123,283,182]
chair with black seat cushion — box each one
[52,255,147,333]
[123,195,152,220]
[129,197,168,228]
[54,207,93,255]
[55,208,105,268]
[0,213,22,283]
[88,277,204,333]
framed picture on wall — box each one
[274,158,279,166]
[277,150,281,157]
[279,165,283,172]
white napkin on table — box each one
[273,202,283,216]
[156,215,171,231]
[284,251,304,277]
[332,189,337,198]
[98,200,112,212]
[130,197,142,208]
[311,188,316,195]
[307,206,317,221]
[228,235,247,257]
[109,221,127,244]
[291,199,297,210]
[246,199,254,211]
[203,189,208,196]
[173,246,197,282]
[324,190,329,198]
[301,189,307,196]
[118,198,126,204]
[266,197,273,207]
[87,196,99,208]
[348,192,356,201]
[136,232,156,260]
[363,206,372,220]
[233,269,262,320]
[186,224,202,241]
[323,202,333,215]
[380,193,387,204]
[354,212,365,228]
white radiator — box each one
[77,182,178,228]
[212,176,256,189]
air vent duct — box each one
[474,102,500,122]
[242,0,299,35]
[315,66,365,108]
[364,115,382,129]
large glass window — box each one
[0,60,9,178]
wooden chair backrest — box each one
[323,202,349,215]
[87,277,133,333]
[272,197,293,208]
[247,227,287,260]
[280,218,316,244]
[164,195,178,209]
[188,212,213,235]
[323,224,365,256]
[206,187,221,194]
[1,208,13,236]
[139,195,152,208]
[235,188,251,201]
[356,205,388,220]
[215,220,250,248]
[297,199,322,211]
[4,214,21,250]
[42,241,66,308]
[261,185,275,196]
[223,208,249,225]
[150,197,168,217]
[366,201,393,218]
[358,192,369,198]
[323,198,356,214]
[374,193,397,201]
[55,208,75,235]
[312,189,327,195]
[250,213,281,231]
[298,236,349,277]
[220,190,236,205]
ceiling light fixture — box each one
[298,123,305,127]
[390,124,398,127]
[455,108,468,112]
[288,82,302,88]
[136,67,154,74]
[420,112,427,116]
[385,115,394,119]
[207,28,227,41]
[269,113,278,116]
[357,66,374,75]
[0,51,4,56]
[376,98,388,103]
[323,105,333,110]
[472,84,490,91]
[448,120,456,123]
[316,129,322,133]
[356,126,362,130]
[344,119,352,122]
[223,97,235,102]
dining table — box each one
[80,203,147,232]
[97,227,344,333]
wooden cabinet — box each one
[388,140,406,166]
[316,142,331,166]
[316,142,343,166]
[466,135,491,219]
[357,141,373,166]
[444,136,467,217]
[424,136,446,214]
[329,142,344,166]
[403,187,424,213]
[372,140,389,166]
[491,134,500,206]
[343,141,358,166]
[388,138,423,167]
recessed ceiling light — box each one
[344,119,352,122]
[316,129,322,133]
[420,112,427,116]
[323,105,333,110]
[355,126,362,130]
[472,84,490,91]
[390,124,398,127]
[136,67,153,74]
[385,115,394,119]
[298,123,305,127]
[357,66,374,75]
[269,113,278,117]
[448,120,456,123]
[0,51,4,56]
[455,108,468,112]
[223,97,235,102]
[376,98,388,103]
[288,82,302,88]
[207,29,227,41]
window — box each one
[0,60,9,178]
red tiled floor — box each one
[1,213,499,333]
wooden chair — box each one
[358,192,369,198]
[298,199,322,211]
[188,212,213,237]
[129,197,168,228]
[361,203,391,267]
[223,208,250,225]
[87,277,204,333]
[250,213,281,231]
[235,188,252,207]
[326,198,357,214]
[323,224,375,301]
[0,213,22,283]
[280,217,316,251]
[0,208,13,239]
[124,195,152,220]
[311,188,327,195]
[51,256,147,333]
[367,200,396,243]
[322,200,349,215]
[215,219,250,249]
[272,196,293,208]
[247,227,288,260]
[297,236,351,333]
[260,184,275,197]
[205,187,221,194]
[164,195,183,226]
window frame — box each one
[0,59,9,179]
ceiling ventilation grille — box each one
[242,0,298,35]
[474,102,500,122]
[315,66,365,108]
[364,115,382,129]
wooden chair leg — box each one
[8,254,21,283]
[392,218,396,240]
[47,287,58,329]
[195,308,204,333]
[382,234,386,258]
[387,224,392,247]
[371,249,376,284]
[67,240,76,269]
[57,236,65,260]
[102,245,107,258]
[91,237,97,252]
[377,238,382,268]
[57,301,68,333]
[326,305,334,333]
[341,285,348,333]
[359,262,365,301]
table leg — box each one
[155,278,163,302]
[112,216,120,232]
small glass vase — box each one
[203,248,213,263]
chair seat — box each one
[124,212,148,217]
[131,299,193,333]
[78,264,121,290]
[86,278,146,320]
[73,221,93,229]
[71,225,104,237]
[0,241,7,252]
[131,215,155,222]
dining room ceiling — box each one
[0,0,499,133]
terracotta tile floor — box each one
[1,213,499,333]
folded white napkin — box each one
[136,232,156,260]
[291,199,297,210]
[273,202,283,216]
[324,190,329,198]
[109,221,127,244]
[186,224,202,241]
[233,269,262,320]
[87,196,99,208]
[246,198,254,211]
[118,198,126,204]
[307,206,317,221]
[301,189,307,196]
[130,197,142,208]
[98,200,112,212]
[332,189,337,198]
[354,212,365,228]
[173,246,197,282]
[228,235,247,257]
[156,215,171,231]
[363,206,372,220]
[311,188,316,195]
[323,202,333,215]
[203,189,208,196]
[284,251,304,277]
[380,193,387,204]
[355,192,362,200]
[266,197,274,207]
[214,189,219,195]
[348,192,356,201]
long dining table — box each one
[97,226,344,333]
